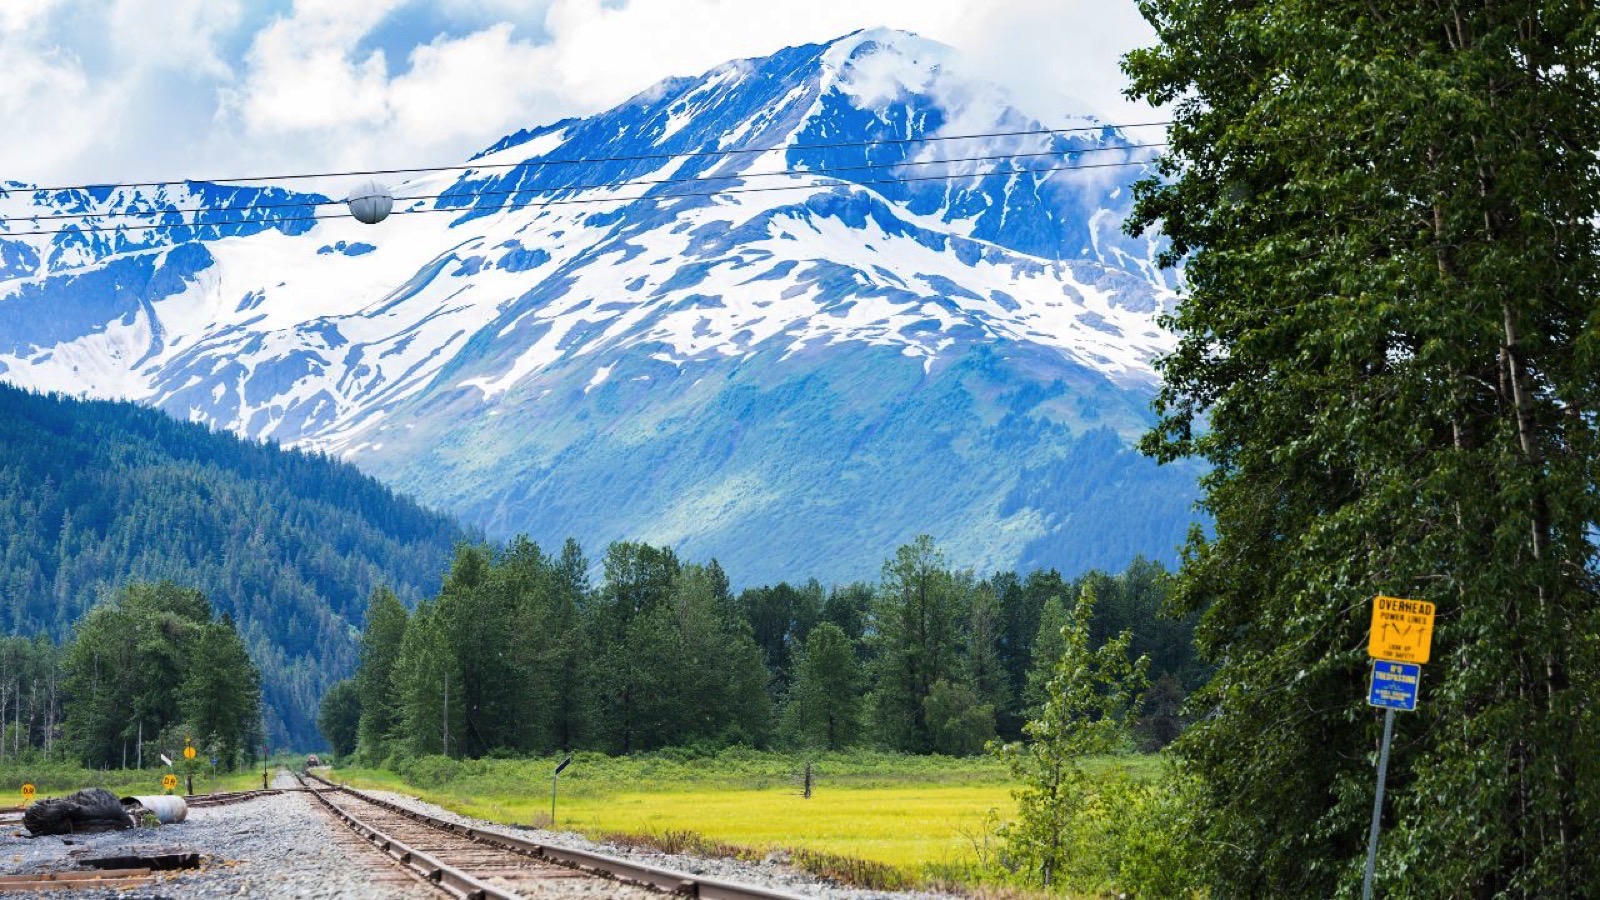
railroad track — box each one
[299,772,806,900]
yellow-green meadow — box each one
[333,750,1158,885]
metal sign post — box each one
[1363,708,1396,900]
[1361,595,1434,900]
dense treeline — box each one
[0,383,464,748]
[0,582,263,769]
[1116,0,1600,895]
[323,535,1197,760]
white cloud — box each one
[107,0,241,78]
[0,0,63,34]
[230,0,404,133]
[387,24,563,147]
[0,0,1160,187]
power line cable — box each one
[6,120,1172,196]
[0,141,1167,227]
[5,157,1160,238]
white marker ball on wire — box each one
[347,180,393,225]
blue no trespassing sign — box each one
[1369,660,1421,711]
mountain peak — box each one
[817,28,953,100]
[0,33,1192,590]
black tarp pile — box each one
[22,788,133,835]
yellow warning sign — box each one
[20,783,35,802]
[162,773,178,792]
[183,745,196,760]
[1369,595,1436,664]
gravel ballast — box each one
[1,773,962,899]
[0,773,425,899]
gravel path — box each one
[0,774,963,899]
[0,773,426,899]
[353,787,961,900]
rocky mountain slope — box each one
[0,29,1198,585]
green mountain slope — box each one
[0,383,463,748]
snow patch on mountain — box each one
[0,28,1196,584]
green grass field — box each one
[334,750,1158,887]
[0,759,283,806]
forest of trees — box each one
[0,383,464,748]
[1120,0,1600,895]
[321,535,1199,760]
[0,582,263,769]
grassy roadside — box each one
[332,749,1159,890]
[0,760,279,805]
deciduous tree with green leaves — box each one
[996,583,1148,890]
[317,678,360,758]
[63,583,261,769]
[1126,1,1600,894]
[782,622,863,750]
[870,536,967,752]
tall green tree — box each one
[354,587,408,760]
[390,601,462,757]
[317,678,361,757]
[548,538,592,750]
[590,542,681,752]
[181,614,263,767]
[782,622,862,750]
[997,583,1148,890]
[1022,594,1068,716]
[869,536,967,752]
[739,581,822,697]
[1126,2,1600,894]
[62,583,261,768]
[964,582,1010,730]
[437,543,527,756]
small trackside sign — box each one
[1368,595,1436,664]
[1369,660,1421,711]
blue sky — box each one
[0,0,1157,187]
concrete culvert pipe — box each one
[122,795,188,825]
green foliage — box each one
[0,636,62,762]
[0,383,461,748]
[390,600,461,757]
[1125,1,1600,894]
[782,623,862,750]
[820,583,872,644]
[1023,594,1068,717]
[347,532,1195,768]
[739,580,823,697]
[62,582,262,769]
[922,679,994,757]
[317,678,360,757]
[870,536,968,752]
[354,587,408,760]
[995,583,1149,890]
[180,614,262,766]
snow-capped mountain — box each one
[0,29,1198,585]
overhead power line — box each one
[6,120,1173,196]
[0,141,1168,227]
[5,157,1161,239]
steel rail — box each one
[185,788,287,807]
[301,773,808,900]
[302,779,516,900]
